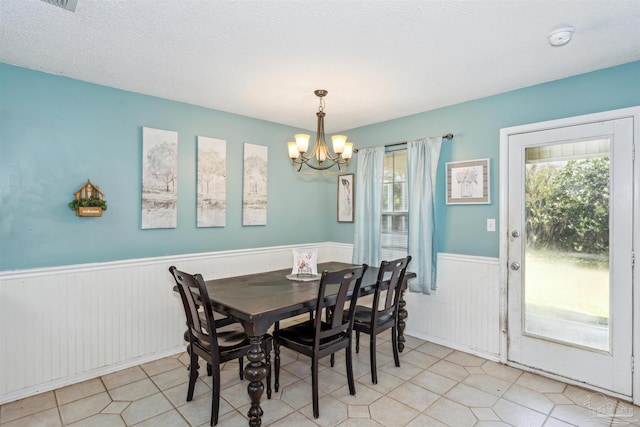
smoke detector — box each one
[548,27,575,47]
[41,0,78,12]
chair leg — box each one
[370,334,378,384]
[312,357,320,418]
[265,346,272,399]
[355,330,360,353]
[211,366,221,426]
[207,363,212,377]
[274,342,280,393]
[187,345,198,401]
[330,353,335,367]
[391,325,400,367]
[238,357,244,380]
[346,341,356,396]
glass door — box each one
[507,118,633,396]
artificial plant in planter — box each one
[69,180,107,217]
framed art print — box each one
[446,158,491,205]
[337,173,354,222]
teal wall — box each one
[0,63,338,270]
[2,61,639,270]
[332,61,640,257]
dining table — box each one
[200,261,414,427]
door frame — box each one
[499,106,640,403]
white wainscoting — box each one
[0,246,500,404]
[404,253,501,360]
[0,243,352,405]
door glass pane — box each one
[524,138,610,351]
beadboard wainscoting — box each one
[0,247,500,405]
[404,253,501,360]
[0,243,352,405]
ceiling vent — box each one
[41,0,78,12]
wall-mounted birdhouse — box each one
[68,179,108,217]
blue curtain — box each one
[352,146,385,267]
[407,137,442,294]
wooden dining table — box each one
[200,261,413,427]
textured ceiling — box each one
[1,0,639,133]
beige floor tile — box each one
[369,395,419,427]
[445,383,499,408]
[302,366,349,394]
[378,360,421,381]
[397,348,439,368]
[176,391,233,426]
[471,407,501,421]
[481,360,523,383]
[424,397,477,427]
[413,342,454,359]
[0,407,61,427]
[515,372,566,394]
[130,408,188,427]
[121,392,173,426]
[445,350,487,367]
[428,359,470,382]
[300,394,348,427]
[409,369,457,395]
[55,379,106,406]
[238,398,296,426]
[101,366,147,391]
[338,418,384,426]
[491,398,547,427]
[268,410,319,426]
[162,378,210,408]
[279,380,316,410]
[100,401,129,414]
[66,413,125,427]
[405,413,449,427]
[1,391,57,423]
[502,383,555,414]
[140,357,183,377]
[331,383,382,406]
[347,404,370,418]
[150,367,189,391]
[387,381,439,412]
[108,378,159,402]
[462,374,512,397]
[59,392,112,425]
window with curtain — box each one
[381,149,409,260]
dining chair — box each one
[273,264,368,419]
[350,256,411,384]
[169,266,272,426]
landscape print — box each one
[197,136,227,227]
[142,127,178,229]
[242,143,268,226]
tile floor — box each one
[1,330,639,427]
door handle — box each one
[510,262,520,271]
[512,230,521,238]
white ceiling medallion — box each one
[548,26,575,47]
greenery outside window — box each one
[381,150,408,260]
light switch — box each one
[487,218,496,232]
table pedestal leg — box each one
[245,335,267,427]
[397,289,408,352]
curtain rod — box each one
[353,133,453,153]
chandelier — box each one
[287,90,353,174]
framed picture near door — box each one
[337,173,354,222]
[446,158,491,204]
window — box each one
[381,150,408,260]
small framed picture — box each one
[337,173,354,222]
[446,158,491,205]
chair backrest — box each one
[371,256,412,323]
[169,266,219,357]
[314,264,368,344]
